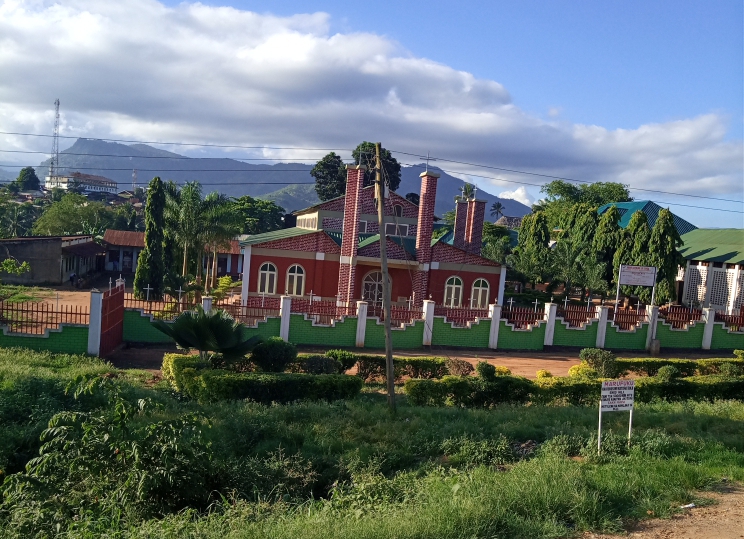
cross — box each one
[407,296,413,309]
[533,299,540,313]
[176,287,184,302]
[109,278,112,292]
[635,300,642,311]
[425,151,432,173]
[563,296,570,309]
[507,297,515,310]
[550,295,554,303]
[472,185,478,199]
[143,284,153,302]
[587,295,592,308]
[260,291,266,308]
[308,290,314,303]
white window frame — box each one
[384,223,408,236]
[444,276,463,307]
[362,271,391,306]
[470,278,490,309]
[286,264,306,296]
[258,262,278,294]
[393,204,403,217]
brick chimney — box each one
[453,198,468,250]
[465,199,486,255]
[337,165,366,306]
[413,171,439,307]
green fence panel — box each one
[497,320,545,350]
[553,319,598,348]
[365,318,424,349]
[0,325,89,355]
[430,317,490,348]
[604,322,648,350]
[123,310,174,343]
[710,323,744,350]
[289,313,357,347]
[655,321,704,349]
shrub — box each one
[495,366,512,376]
[162,354,209,392]
[251,337,297,373]
[533,376,600,406]
[536,369,552,379]
[404,375,532,408]
[325,349,357,372]
[579,348,618,378]
[655,365,679,382]
[476,361,496,380]
[719,362,743,377]
[353,355,448,382]
[404,358,448,379]
[735,349,744,360]
[567,364,599,379]
[445,358,474,376]
[441,434,513,466]
[300,355,342,375]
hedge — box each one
[353,355,449,382]
[615,357,744,377]
[405,374,744,408]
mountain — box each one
[36,138,531,218]
[0,168,16,183]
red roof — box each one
[204,240,241,255]
[103,230,145,248]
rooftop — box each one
[679,229,744,265]
[597,200,697,235]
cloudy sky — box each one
[0,0,742,226]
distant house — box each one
[494,216,523,229]
[597,200,697,235]
[678,228,743,313]
[0,235,104,285]
[45,172,117,194]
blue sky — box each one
[1,0,742,226]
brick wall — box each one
[0,325,89,354]
[553,319,598,347]
[431,243,499,266]
[431,317,490,348]
[465,199,486,255]
[497,320,545,350]
[710,324,744,350]
[288,313,357,347]
[655,321,704,349]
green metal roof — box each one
[678,229,744,264]
[239,227,318,246]
[597,200,697,235]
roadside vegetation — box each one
[1,347,743,538]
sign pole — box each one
[597,402,603,455]
[650,267,658,307]
[613,264,622,323]
[628,408,634,448]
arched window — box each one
[444,276,463,307]
[393,204,403,217]
[258,262,277,294]
[471,278,490,309]
[286,264,305,296]
[362,271,390,306]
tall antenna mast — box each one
[132,169,137,192]
[50,99,60,179]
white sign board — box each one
[600,380,635,412]
[618,265,657,287]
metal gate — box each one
[100,285,124,356]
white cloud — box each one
[0,0,741,206]
[498,187,533,207]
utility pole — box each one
[50,99,60,181]
[375,142,396,411]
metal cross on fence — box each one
[635,300,643,311]
[406,297,413,309]
[308,290,314,303]
[533,299,540,313]
[260,292,266,308]
[143,284,153,302]
[587,295,592,308]
[108,278,112,292]
[176,287,184,302]
[563,296,570,309]
[507,297,515,310]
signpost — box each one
[598,380,635,454]
[614,265,657,322]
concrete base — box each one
[648,339,660,356]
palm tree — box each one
[580,256,608,301]
[551,239,583,298]
[461,183,475,199]
[490,201,505,221]
[202,192,241,291]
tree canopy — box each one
[32,194,113,236]
[232,196,285,235]
[14,167,41,191]
[310,152,346,202]
[134,177,166,300]
[352,142,401,192]
[648,208,684,304]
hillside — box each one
[34,139,531,217]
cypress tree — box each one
[594,205,621,284]
[648,208,683,304]
[614,210,652,301]
[134,177,166,299]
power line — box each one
[0,149,335,162]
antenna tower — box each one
[132,169,137,192]
[50,99,60,179]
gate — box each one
[100,285,124,356]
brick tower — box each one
[465,199,486,255]
[413,170,439,306]
[337,165,366,306]
[453,198,468,250]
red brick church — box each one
[239,166,506,309]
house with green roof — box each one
[597,200,697,235]
[678,228,743,313]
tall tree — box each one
[15,167,41,190]
[593,205,622,285]
[232,196,285,234]
[352,142,401,191]
[32,194,113,236]
[310,152,346,201]
[405,193,420,205]
[648,208,684,304]
[133,177,166,300]
[490,201,505,220]
[538,179,632,231]
[510,212,550,288]
[203,192,242,290]
[614,210,652,301]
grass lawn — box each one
[0,348,742,538]
[0,285,53,303]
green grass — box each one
[0,348,743,538]
[0,285,53,303]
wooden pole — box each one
[376,142,396,412]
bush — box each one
[495,366,512,376]
[251,337,297,373]
[404,357,448,379]
[353,355,449,382]
[299,355,342,375]
[445,358,474,376]
[476,361,496,380]
[533,376,600,406]
[191,371,363,403]
[579,348,618,378]
[655,365,679,382]
[404,375,532,408]
[719,362,743,377]
[536,369,552,379]
[441,434,514,466]
[735,349,744,360]
[162,354,209,392]
[325,349,357,372]
[567,364,599,379]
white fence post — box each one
[488,303,501,349]
[497,266,507,306]
[543,303,557,346]
[241,246,251,305]
[645,305,659,350]
[87,290,103,356]
[596,306,609,348]
[355,301,368,348]
[279,295,292,341]
[422,299,435,346]
[702,307,715,350]
[202,296,213,313]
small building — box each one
[102,230,145,273]
[597,200,697,235]
[45,172,118,194]
[0,235,104,285]
[678,228,743,313]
